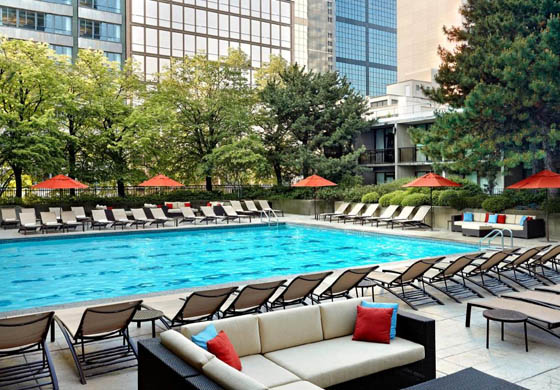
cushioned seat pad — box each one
[240,354,300,388]
[270,380,324,390]
[264,335,425,388]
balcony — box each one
[359,149,395,165]
[398,147,431,164]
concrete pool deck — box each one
[1,214,559,389]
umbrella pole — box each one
[546,189,550,242]
[314,187,317,220]
[430,187,433,231]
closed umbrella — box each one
[403,173,461,230]
[293,175,337,219]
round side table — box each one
[133,309,164,338]
[483,309,528,352]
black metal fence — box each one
[359,149,395,165]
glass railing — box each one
[398,147,431,163]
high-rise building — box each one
[127,0,293,82]
[0,0,125,64]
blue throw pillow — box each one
[463,212,473,222]
[488,214,498,223]
[520,216,527,226]
[361,301,398,339]
[191,324,218,350]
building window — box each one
[0,7,71,35]
[368,0,396,29]
[336,62,366,96]
[368,28,396,66]
[41,0,72,4]
[369,67,396,97]
[50,44,72,57]
[79,19,121,42]
[336,22,366,61]
[105,52,122,64]
[336,0,365,22]
[79,0,121,14]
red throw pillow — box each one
[207,331,242,370]
[166,203,173,209]
[497,214,506,224]
[527,217,533,221]
[352,306,393,344]
[107,206,113,210]
[207,202,212,206]
[184,202,191,207]
[157,204,163,208]
[484,213,489,222]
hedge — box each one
[361,191,380,203]
[401,193,430,207]
[482,196,513,213]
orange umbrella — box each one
[293,175,337,219]
[403,173,461,230]
[507,170,560,241]
[32,174,88,189]
[138,174,185,187]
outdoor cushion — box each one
[352,306,392,344]
[207,331,242,370]
[488,214,498,223]
[264,335,425,388]
[463,212,473,222]
[489,223,524,231]
[182,315,261,357]
[497,214,506,224]
[160,330,214,371]
[361,301,398,339]
[270,381,324,390]
[473,212,485,222]
[202,357,267,390]
[505,214,516,224]
[240,354,300,388]
[320,297,372,340]
[258,305,323,354]
[191,324,217,350]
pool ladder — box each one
[262,209,279,226]
[479,229,514,251]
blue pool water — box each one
[0,224,477,312]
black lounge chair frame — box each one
[312,267,377,304]
[220,282,285,318]
[268,272,333,310]
[0,312,59,390]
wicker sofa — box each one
[138,297,435,390]
[451,212,545,238]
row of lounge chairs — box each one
[320,202,432,229]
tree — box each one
[0,39,66,197]
[148,50,255,191]
[259,65,372,183]
[413,0,560,191]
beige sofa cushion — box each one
[264,335,425,388]
[473,212,485,222]
[505,214,516,224]
[460,222,492,230]
[320,297,372,340]
[181,315,261,357]
[202,357,267,390]
[160,330,214,370]
[240,354,300,388]
[489,223,523,231]
[270,381,324,390]
[258,305,323,354]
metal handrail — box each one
[479,228,514,251]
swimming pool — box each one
[0,224,477,312]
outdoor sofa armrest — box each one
[524,218,546,239]
[451,214,463,222]
[138,339,224,390]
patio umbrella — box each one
[293,175,337,219]
[507,169,560,242]
[403,173,461,230]
[32,174,89,197]
[138,174,185,187]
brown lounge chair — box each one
[363,257,445,310]
[344,203,379,224]
[362,204,399,226]
[332,203,365,223]
[463,250,521,295]
[220,280,286,317]
[54,301,142,384]
[312,266,378,303]
[144,287,238,328]
[0,207,18,229]
[268,271,333,310]
[0,312,59,390]
[391,205,432,229]
[40,211,63,233]
[529,245,560,283]
[502,290,560,310]
[496,246,551,288]
[377,206,415,228]
[466,297,560,341]
[17,212,41,234]
[319,202,350,222]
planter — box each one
[270,199,334,216]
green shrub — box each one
[482,196,513,213]
[431,190,443,206]
[438,189,459,207]
[542,198,560,214]
[361,191,380,203]
[466,194,488,209]
[379,193,394,207]
[373,178,415,195]
[401,193,430,207]
[446,175,484,195]
[389,190,407,206]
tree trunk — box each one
[205,176,213,191]
[274,164,283,186]
[68,141,76,197]
[117,180,125,197]
[13,166,22,198]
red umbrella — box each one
[293,175,337,218]
[138,174,185,187]
[32,174,88,189]
[403,173,461,230]
[507,169,560,241]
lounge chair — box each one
[91,209,113,229]
[361,204,399,226]
[48,207,62,220]
[257,200,284,217]
[312,266,378,303]
[199,206,223,224]
[110,208,134,230]
[40,211,62,233]
[71,206,90,221]
[223,205,252,223]
[391,205,432,229]
[229,200,253,216]
[150,207,175,226]
[466,298,560,341]
[220,280,286,317]
[20,207,36,215]
[178,207,206,225]
[422,254,485,303]
[319,202,350,222]
[364,258,445,310]
[529,245,560,283]
[0,312,58,390]
[144,287,238,328]
[345,203,379,224]
[377,206,415,228]
[54,301,142,384]
[333,203,365,223]
[0,208,18,229]
[496,246,552,288]
[61,210,83,232]
[131,208,163,228]
[269,271,333,310]
[243,200,267,217]
[463,250,521,295]
[502,290,560,310]
[17,212,41,234]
